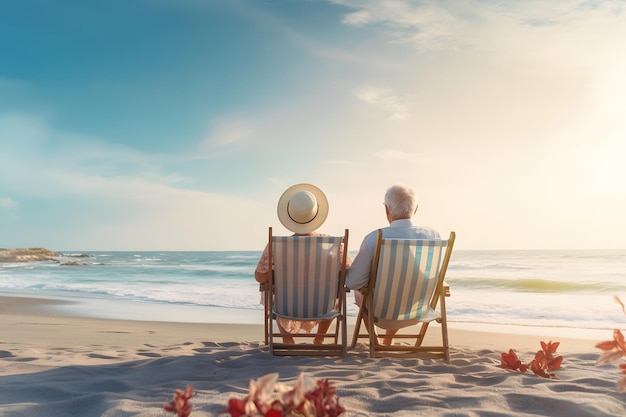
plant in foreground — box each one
[226,372,345,417]
[164,385,193,417]
[595,295,626,393]
[499,341,563,379]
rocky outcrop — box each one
[0,248,59,263]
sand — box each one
[1,295,625,417]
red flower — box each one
[163,386,193,417]
[226,398,247,417]
[302,379,346,417]
[596,329,626,366]
[529,341,563,379]
[225,373,345,416]
[499,341,562,379]
[499,349,528,373]
[594,296,626,393]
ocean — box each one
[2,250,626,338]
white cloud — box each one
[342,10,372,25]
[202,118,256,148]
[331,0,626,59]
[331,0,462,51]
[0,197,17,209]
[0,110,275,250]
[0,111,196,198]
[352,86,408,120]
[64,177,271,250]
[373,148,421,161]
[236,0,400,70]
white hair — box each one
[384,185,417,219]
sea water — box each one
[2,250,626,335]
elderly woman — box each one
[255,183,351,344]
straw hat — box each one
[276,183,329,234]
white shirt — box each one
[344,219,440,290]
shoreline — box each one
[1,293,605,355]
[2,290,613,341]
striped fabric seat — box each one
[351,230,456,361]
[372,239,446,324]
[263,227,349,357]
[272,235,343,320]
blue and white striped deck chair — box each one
[265,227,349,356]
[351,230,455,360]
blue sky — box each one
[1,0,625,250]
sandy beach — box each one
[1,295,625,417]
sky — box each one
[1,0,625,251]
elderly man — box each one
[345,184,440,345]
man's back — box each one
[345,219,440,290]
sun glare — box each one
[584,140,626,198]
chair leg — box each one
[264,289,271,345]
[350,307,364,349]
[368,311,377,359]
[341,316,347,356]
[341,299,348,356]
[415,322,430,347]
[440,293,450,362]
[268,318,274,355]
